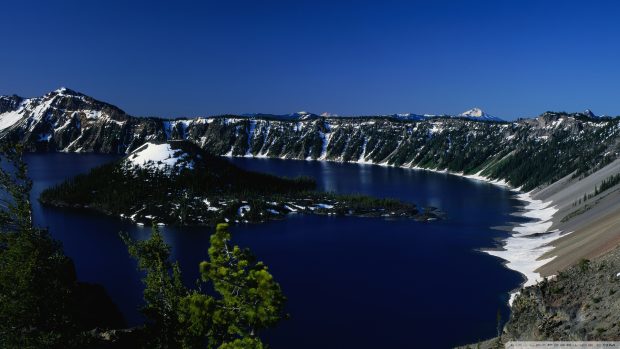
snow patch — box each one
[0,105,26,131]
[238,205,251,217]
[483,192,562,305]
[125,142,195,174]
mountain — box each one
[240,111,320,121]
[0,89,617,192]
[0,87,150,153]
[389,113,426,121]
[584,109,596,118]
[458,107,503,121]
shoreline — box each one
[42,150,566,305]
[228,154,565,304]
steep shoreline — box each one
[227,153,569,299]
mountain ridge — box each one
[0,88,510,120]
[1,88,618,192]
[5,88,617,129]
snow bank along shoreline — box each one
[227,154,564,305]
[406,167,563,305]
[393,165,564,305]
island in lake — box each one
[40,140,442,226]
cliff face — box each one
[506,247,620,340]
[0,88,167,153]
[2,89,619,191]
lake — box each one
[25,154,526,348]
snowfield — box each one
[0,107,26,131]
[125,142,195,174]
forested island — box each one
[40,141,441,226]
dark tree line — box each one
[0,144,124,348]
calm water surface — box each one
[25,154,526,348]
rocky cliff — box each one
[461,246,620,348]
[2,88,619,191]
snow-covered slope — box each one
[124,142,196,174]
[389,113,426,121]
[0,87,135,152]
[1,88,618,190]
[240,111,320,121]
[584,109,596,118]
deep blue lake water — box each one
[25,154,526,348]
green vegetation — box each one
[122,223,286,349]
[40,143,316,217]
[0,144,123,348]
[39,142,432,226]
[578,258,591,272]
[194,113,620,191]
[563,172,620,222]
[1,143,288,348]
[477,247,620,344]
[121,227,185,348]
[594,173,620,196]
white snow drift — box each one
[125,142,195,174]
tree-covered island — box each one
[40,141,442,226]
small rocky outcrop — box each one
[460,246,620,348]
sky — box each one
[1,0,620,120]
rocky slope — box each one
[507,248,620,341]
[0,88,165,153]
[460,246,620,348]
[2,89,619,192]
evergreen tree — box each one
[0,143,82,348]
[123,223,287,349]
[217,337,264,349]
[194,223,287,347]
[0,143,32,231]
[121,226,187,348]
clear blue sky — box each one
[1,0,619,119]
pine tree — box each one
[124,223,287,348]
[195,223,287,347]
[0,143,83,348]
[121,225,187,348]
[0,143,32,231]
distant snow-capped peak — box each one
[583,109,597,118]
[47,86,80,97]
[289,111,319,120]
[320,112,338,117]
[460,108,488,118]
[458,108,502,121]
